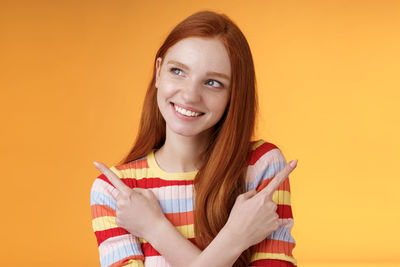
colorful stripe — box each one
[254,238,295,255]
[251,252,297,266]
[248,141,279,165]
[90,139,296,266]
[94,227,130,246]
[115,157,148,171]
[92,216,118,232]
[91,204,116,219]
[142,238,197,257]
[251,259,295,266]
[246,147,286,183]
[109,257,144,267]
[99,234,142,259]
[151,184,194,200]
[158,197,193,214]
[164,211,194,226]
[90,191,116,210]
[101,245,144,267]
[98,175,194,189]
[247,160,287,190]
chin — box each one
[168,124,211,138]
[172,128,202,137]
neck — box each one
[155,126,211,173]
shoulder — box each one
[248,139,286,165]
[246,139,287,190]
[90,154,149,196]
[112,154,149,179]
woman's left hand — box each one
[93,161,167,240]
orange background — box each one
[1,0,399,266]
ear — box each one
[155,57,162,88]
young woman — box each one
[91,10,298,267]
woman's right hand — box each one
[93,161,168,240]
[224,159,298,250]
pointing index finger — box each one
[93,161,131,195]
[259,159,298,197]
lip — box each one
[170,103,204,121]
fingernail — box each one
[289,160,298,168]
[93,161,99,167]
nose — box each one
[181,80,201,103]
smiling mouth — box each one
[171,103,205,117]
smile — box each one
[172,103,204,117]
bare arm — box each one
[146,218,244,267]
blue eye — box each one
[206,80,223,88]
[170,67,183,76]
[170,67,223,88]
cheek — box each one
[158,79,179,99]
[208,92,230,115]
[157,87,172,104]
[156,89,169,121]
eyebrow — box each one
[167,60,231,81]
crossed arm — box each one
[93,159,297,267]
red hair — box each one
[120,10,258,266]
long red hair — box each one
[120,10,258,266]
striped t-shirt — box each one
[90,139,297,267]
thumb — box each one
[234,190,257,205]
[132,187,146,194]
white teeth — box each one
[174,104,202,117]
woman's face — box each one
[155,36,231,138]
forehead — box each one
[163,37,231,76]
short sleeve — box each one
[246,140,297,266]
[90,167,145,267]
